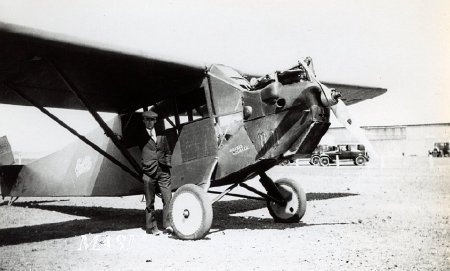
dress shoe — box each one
[164,226,174,235]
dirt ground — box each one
[0,157,449,270]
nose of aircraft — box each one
[319,83,340,108]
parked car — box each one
[311,144,369,166]
[309,145,334,165]
[428,142,449,157]
[278,145,326,166]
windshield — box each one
[216,65,252,90]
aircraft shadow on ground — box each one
[211,192,358,231]
[0,202,145,246]
[0,192,357,246]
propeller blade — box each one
[331,100,380,161]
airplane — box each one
[0,22,386,240]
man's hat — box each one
[142,110,158,119]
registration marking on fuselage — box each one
[230,145,249,155]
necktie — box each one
[148,130,155,142]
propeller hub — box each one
[331,90,342,100]
[320,85,340,107]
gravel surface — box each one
[0,157,449,270]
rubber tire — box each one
[169,184,213,240]
[267,178,307,223]
[279,160,289,166]
[320,156,330,166]
[310,156,320,166]
[354,156,366,166]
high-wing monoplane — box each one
[0,23,386,239]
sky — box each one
[0,0,449,155]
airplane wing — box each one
[322,82,387,106]
[0,23,387,112]
[0,23,206,113]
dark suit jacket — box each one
[141,134,172,176]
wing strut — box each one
[4,83,143,183]
[48,60,143,176]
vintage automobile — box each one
[428,142,449,157]
[312,144,369,166]
[279,145,325,166]
[309,145,334,165]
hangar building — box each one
[320,123,450,157]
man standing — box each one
[141,110,173,235]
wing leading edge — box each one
[0,23,206,113]
[0,23,386,112]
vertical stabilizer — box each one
[0,136,14,165]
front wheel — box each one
[267,178,307,223]
[169,184,213,240]
[354,156,366,166]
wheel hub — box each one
[183,209,190,218]
[269,185,299,219]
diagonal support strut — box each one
[210,183,238,203]
[48,59,142,176]
[239,182,285,204]
[5,83,143,183]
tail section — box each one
[0,136,14,165]
[0,136,16,198]
[1,116,143,197]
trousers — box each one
[143,164,172,230]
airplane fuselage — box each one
[169,63,331,189]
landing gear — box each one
[169,184,213,240]
[267,178,307,222]
[170,173,307,239]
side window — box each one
[152,88,209,133]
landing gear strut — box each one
[169,173,307,240]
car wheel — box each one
[267,178,306,223]
[169,184,213,240]
[320,156,330,166]
[310,156,320,166]
[355,156,366,166]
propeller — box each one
[300,57,381,163]
[318,80,380,162]
[330,99,380,161]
